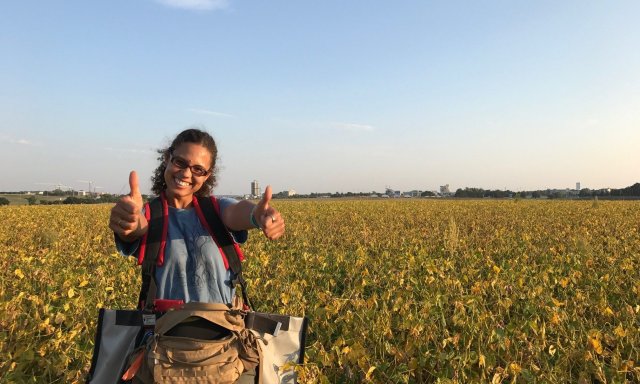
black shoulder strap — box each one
[137,197,164,309]
[196,195,253,309]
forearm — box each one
[222,200,257,231]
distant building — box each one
[251,180,260,197]
[576,182,581,191]
[275,189,297,198]
[440,184,451,195]
[385,187,402,197]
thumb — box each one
[129,170,141,202]
[257,185,272,212]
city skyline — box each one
[3,179,636,198]
[1,1,638,196]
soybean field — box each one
[1,199,639,383]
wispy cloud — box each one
[1,136,43,146]
[155,0,229,11]
[332,122,375,132]
[103,147,155,154]
[188,108,234,118]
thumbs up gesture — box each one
[109,171,148,242]
[252,185,285,240]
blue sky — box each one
[1,0,638,195]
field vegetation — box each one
[1,200,639,383]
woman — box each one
[108,128,285,305]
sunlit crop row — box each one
[1,200,639,383]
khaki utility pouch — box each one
[134,302,260,384]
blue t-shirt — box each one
[116,197,247,305]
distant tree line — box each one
[35,194,126,205]
[454,188,514,198]
[273,191,379,199]
[453,183,640,199]
[602,183,640,197]
[4,183,639,205]
[268,183,640,200]
[0,189,71,196]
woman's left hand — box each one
[253,186,285,240]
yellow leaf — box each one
[365,366,376,381]
[39,317,50,329]
[622,360,634,371]
[548,345,556,356]
[68,288,75,298]
[54,312,65,324]
[614,324,626,338]
[14,269,25,279]
[79,280,89,288]
[590,338,603,355]
[479,354,486,368]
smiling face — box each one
[163,142,213,208]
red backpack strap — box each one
[192,196,227,269]
[192,196,247,268]
[209,195,245,263]
[137,202,151,265]
[137,194,168,266]
[193,195,252,310]
[136,194,168,309]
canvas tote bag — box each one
[86,309,148,384]
[245,312,309,384]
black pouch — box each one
[165,316,232,340]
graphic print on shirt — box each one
[189,231,217,300]
[164,209,223,303]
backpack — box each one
[136,193,251,311]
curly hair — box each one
[150,128,218,197]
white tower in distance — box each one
[251,180,260,198]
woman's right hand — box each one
[109,171,148,242]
